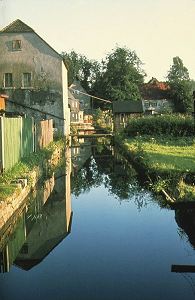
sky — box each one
[1,0,195,82]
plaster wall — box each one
[0,32,69,134]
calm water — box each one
[1,141,195,300]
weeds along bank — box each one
[0,138,68,232]
[117,115,195,203]
[0,138,67,200]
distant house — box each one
[141,77,173,114]
[113,100,143,130]
[69,80,92,113]
[68,90,83,124]
[0,19,70,135]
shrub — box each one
[125,114,194,137]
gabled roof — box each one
[0,19,65,63]
[113,100,143,113]
[1,19,34,33]
[141,77,170,100]
[68,90,76,101]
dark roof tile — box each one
[113,100,143,113]
[1,19,34,33]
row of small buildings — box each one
[0,19,173,134]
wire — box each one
[69,88,112,104]
[6,99,66,121]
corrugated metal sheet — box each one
[22,118,34,157]
[3,117,22,171]
[0,117,53,172]
[1,117,34,171]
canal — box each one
[1,139,195,299]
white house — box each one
[0,19,70,135]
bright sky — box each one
[1,0,195,82]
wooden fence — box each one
[0,117,53,172]
[36,119,53,150]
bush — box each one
[125,114,194,137]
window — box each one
[22,73,32,88]
[4,73,13,87]
[12,40,22,51]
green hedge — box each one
[125,115,194,137]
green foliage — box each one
[126,137,195,174]
[92,46,145,103]
[125,115,194,137]
[0,139,66,199]
[177,179,195,201]
[170,80,193,113]
[167,56,190,82]
[93,108,113,131]
[61,50,100,92]
[167,56,193,113]
[123,135,195,201]
[0,184,21,200]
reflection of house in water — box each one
[0,148,72,272]
[71,142,92,172]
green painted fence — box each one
[21,117,34,158]
[0,117,53,172]
[0,117,34,172]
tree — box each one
[92,46,146,103]
[167,57,193,113]
[61,50,100,92]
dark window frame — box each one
[4,73,13,88]
[12,40,22,51]
[22,73,32,88]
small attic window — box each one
[12,40,22,51]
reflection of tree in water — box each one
[71,144,150,210]
[71,157,103,197]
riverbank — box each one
[116,135,195,203]
[0,139,67,233]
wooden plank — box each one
[70,133,113,138]
[171,265,195,273]
[36,119,53,150]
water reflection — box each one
[1,138,195,289]
[71,142,149,210]
[0,148,72,273]
[175,207,195,250]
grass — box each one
[122,135,195,201]
[0,184,21,200]
[127,138,195,173]
[124,136,195,174]
[0,138,66,200]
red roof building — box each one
[141,77,170,100]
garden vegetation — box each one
[121,115,195,202]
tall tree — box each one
[61,50,100,92]
[92,46,146,103]
[167,56,193,113]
